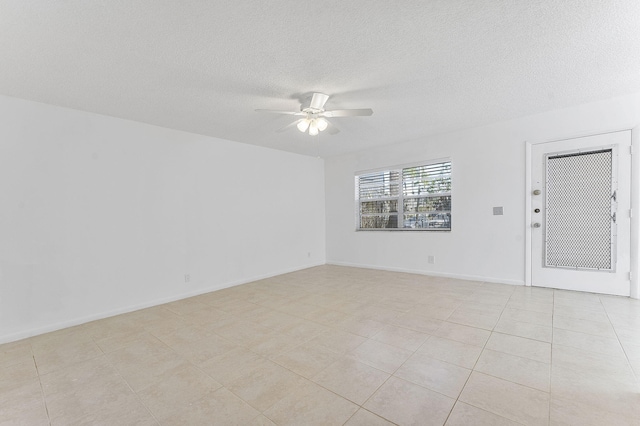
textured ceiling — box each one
[1,1,640,157]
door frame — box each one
[525,127,640,299]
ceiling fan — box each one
[256,93,373,136]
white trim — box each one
[327,261,524,286]
[0,262,324,345]
[527,127,636,148]
[527,127,636,297]
[525,140,533,286]
[631,126,640,299]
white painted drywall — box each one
[0,95,325,343]
[325,93,640,286]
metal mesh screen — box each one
[545,149,614,270]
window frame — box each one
[355,158,452,231]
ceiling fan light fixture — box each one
[256,92,372,136]
[316,117,328,131]
[297,118,310,132]
[308,121,319,136]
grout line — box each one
[599,295,640,385]
[33,353,52,426]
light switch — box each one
[493,206,504,215]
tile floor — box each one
[1,265,640,425]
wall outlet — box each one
[184,274,190,283]
[493,206,504,215]
[427,255,435,264]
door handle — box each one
[532,223,541,228]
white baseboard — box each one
[327,261,525,286]
[0,262,325,345]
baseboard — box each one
[326,261,525,286]
[0,261,325,345]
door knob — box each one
[533,189,541,195]
[532,223,541,228]
[534,208,540,213]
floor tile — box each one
[500,308,552,327]
[417,335,483,369]
[44,372,136,423]
[3,266,640,425]
[312,357,389,405]
[390,311,444,333]
[39,356,122,400]
[263,379,358,426]
[485,332,551,363]
[364,376,455,426]
[161,387,260,425]
[247,414,277,425]
[549,395,640,426]
[276,318,329,339]
[248,331,305,358]
[136,364,222,421]
[98,333,172,364]
[432,321,491,347]
[58,394,157,426]
[344,408,395,425]
[459,372,550,426]
[337,316,386,338]
[0,378,49,426]
[32,338,103,375]
[445,401,523,426]
[303,307,351,326]
[553,306,610,323]
[157,325,238,364]
[553,315,616,338]
[552,328,624,357]
[550,365,640,415]
[475,349,550,391]
[371,324,429,351]
[493,317,552,342]
[106,349,189,391]
[303,329,366,355]
[346,339,412,373]
[225,358,307,411]
[0,357,38,386]
[395,352,471,398]
[0,340,34,368]
[198,346,265,384]
[272,341,341,378]
[551,344,634,380]
[180,305,230,326]
[505,299,553,314]
[447,309,500,331]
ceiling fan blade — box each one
[309,93,329,110]
[322,108,373,117]
[255,109,305,116]
[275,119,302,133]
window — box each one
[356,160,451,230]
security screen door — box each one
[531,130,631,296]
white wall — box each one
[0,95,326,343]
[325,93,640,285]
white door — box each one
[531,130,632,296]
